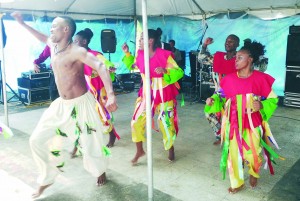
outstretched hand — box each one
[203,37,214,46]
[11,11,25,24]
[105,95,118,113]
[206,97,214,106]
[122,43,129,53]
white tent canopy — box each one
[0,0,300,20]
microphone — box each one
[129,40,135,44]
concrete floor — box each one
[0,92,300,201]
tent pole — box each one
[133,0,137,55]
[141,0,153,200]
[0,14,9,126]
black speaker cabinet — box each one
[284,66,300,108]
[17,77,50,89]
[18,87,50,105]
[101,29,116,53]
[285,66,300,94]
[286,34,300,66]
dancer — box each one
[123,29,184,165]
[11,12,117,198]
[206,41,282,193]
[199,35,240,145]
[73,28,119,151]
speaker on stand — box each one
[100,29,132,93]
[101,29,117,61]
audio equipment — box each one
[286,34,300,66]
[101,29,117,53]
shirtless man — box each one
[11,12,117,198]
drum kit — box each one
[189,51,215,103]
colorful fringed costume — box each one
[84,49,119,139]
[206,70,282,189]
[131,48,184,150]
[200,51,237,141]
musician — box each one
[198,34,240,145]
[169,39,182,66]
[33,45,59,101]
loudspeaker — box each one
[101,29,116,53]
[286,34,300,66]
[18,87,50,105]
[285,66,300,94]
[17,77,50,89]
[289,25,300,35]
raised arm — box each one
[11,12,48,44]
[121,43,136,71]
[78,48,117,112]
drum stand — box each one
[190,23,208,104]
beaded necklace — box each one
[54,41,71,55]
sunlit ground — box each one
[0,170,35,201]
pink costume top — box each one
[220,70,275,129]
[135,48,180,106]
[213,51,236,75]
[84,49,105,97]
[83,49,111,128]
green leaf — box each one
[102,146,111,157]
[86,123,96,134]
[56,162,65,168]
[56,128,68,137]
[71,107,77,119]
[51,150,61,157]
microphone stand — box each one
[191,24,208,104]
[197,24,208,51]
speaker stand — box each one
[0,62,25,105]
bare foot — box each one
[213,139,221,145]
[97,172,107,186]
[106,131,116,148]
[70,146,78,158]
[168,146,175,162]
[228,184,244,194]
[131,151,145,166]
[250,175,258,188]
[32,183,53,199]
